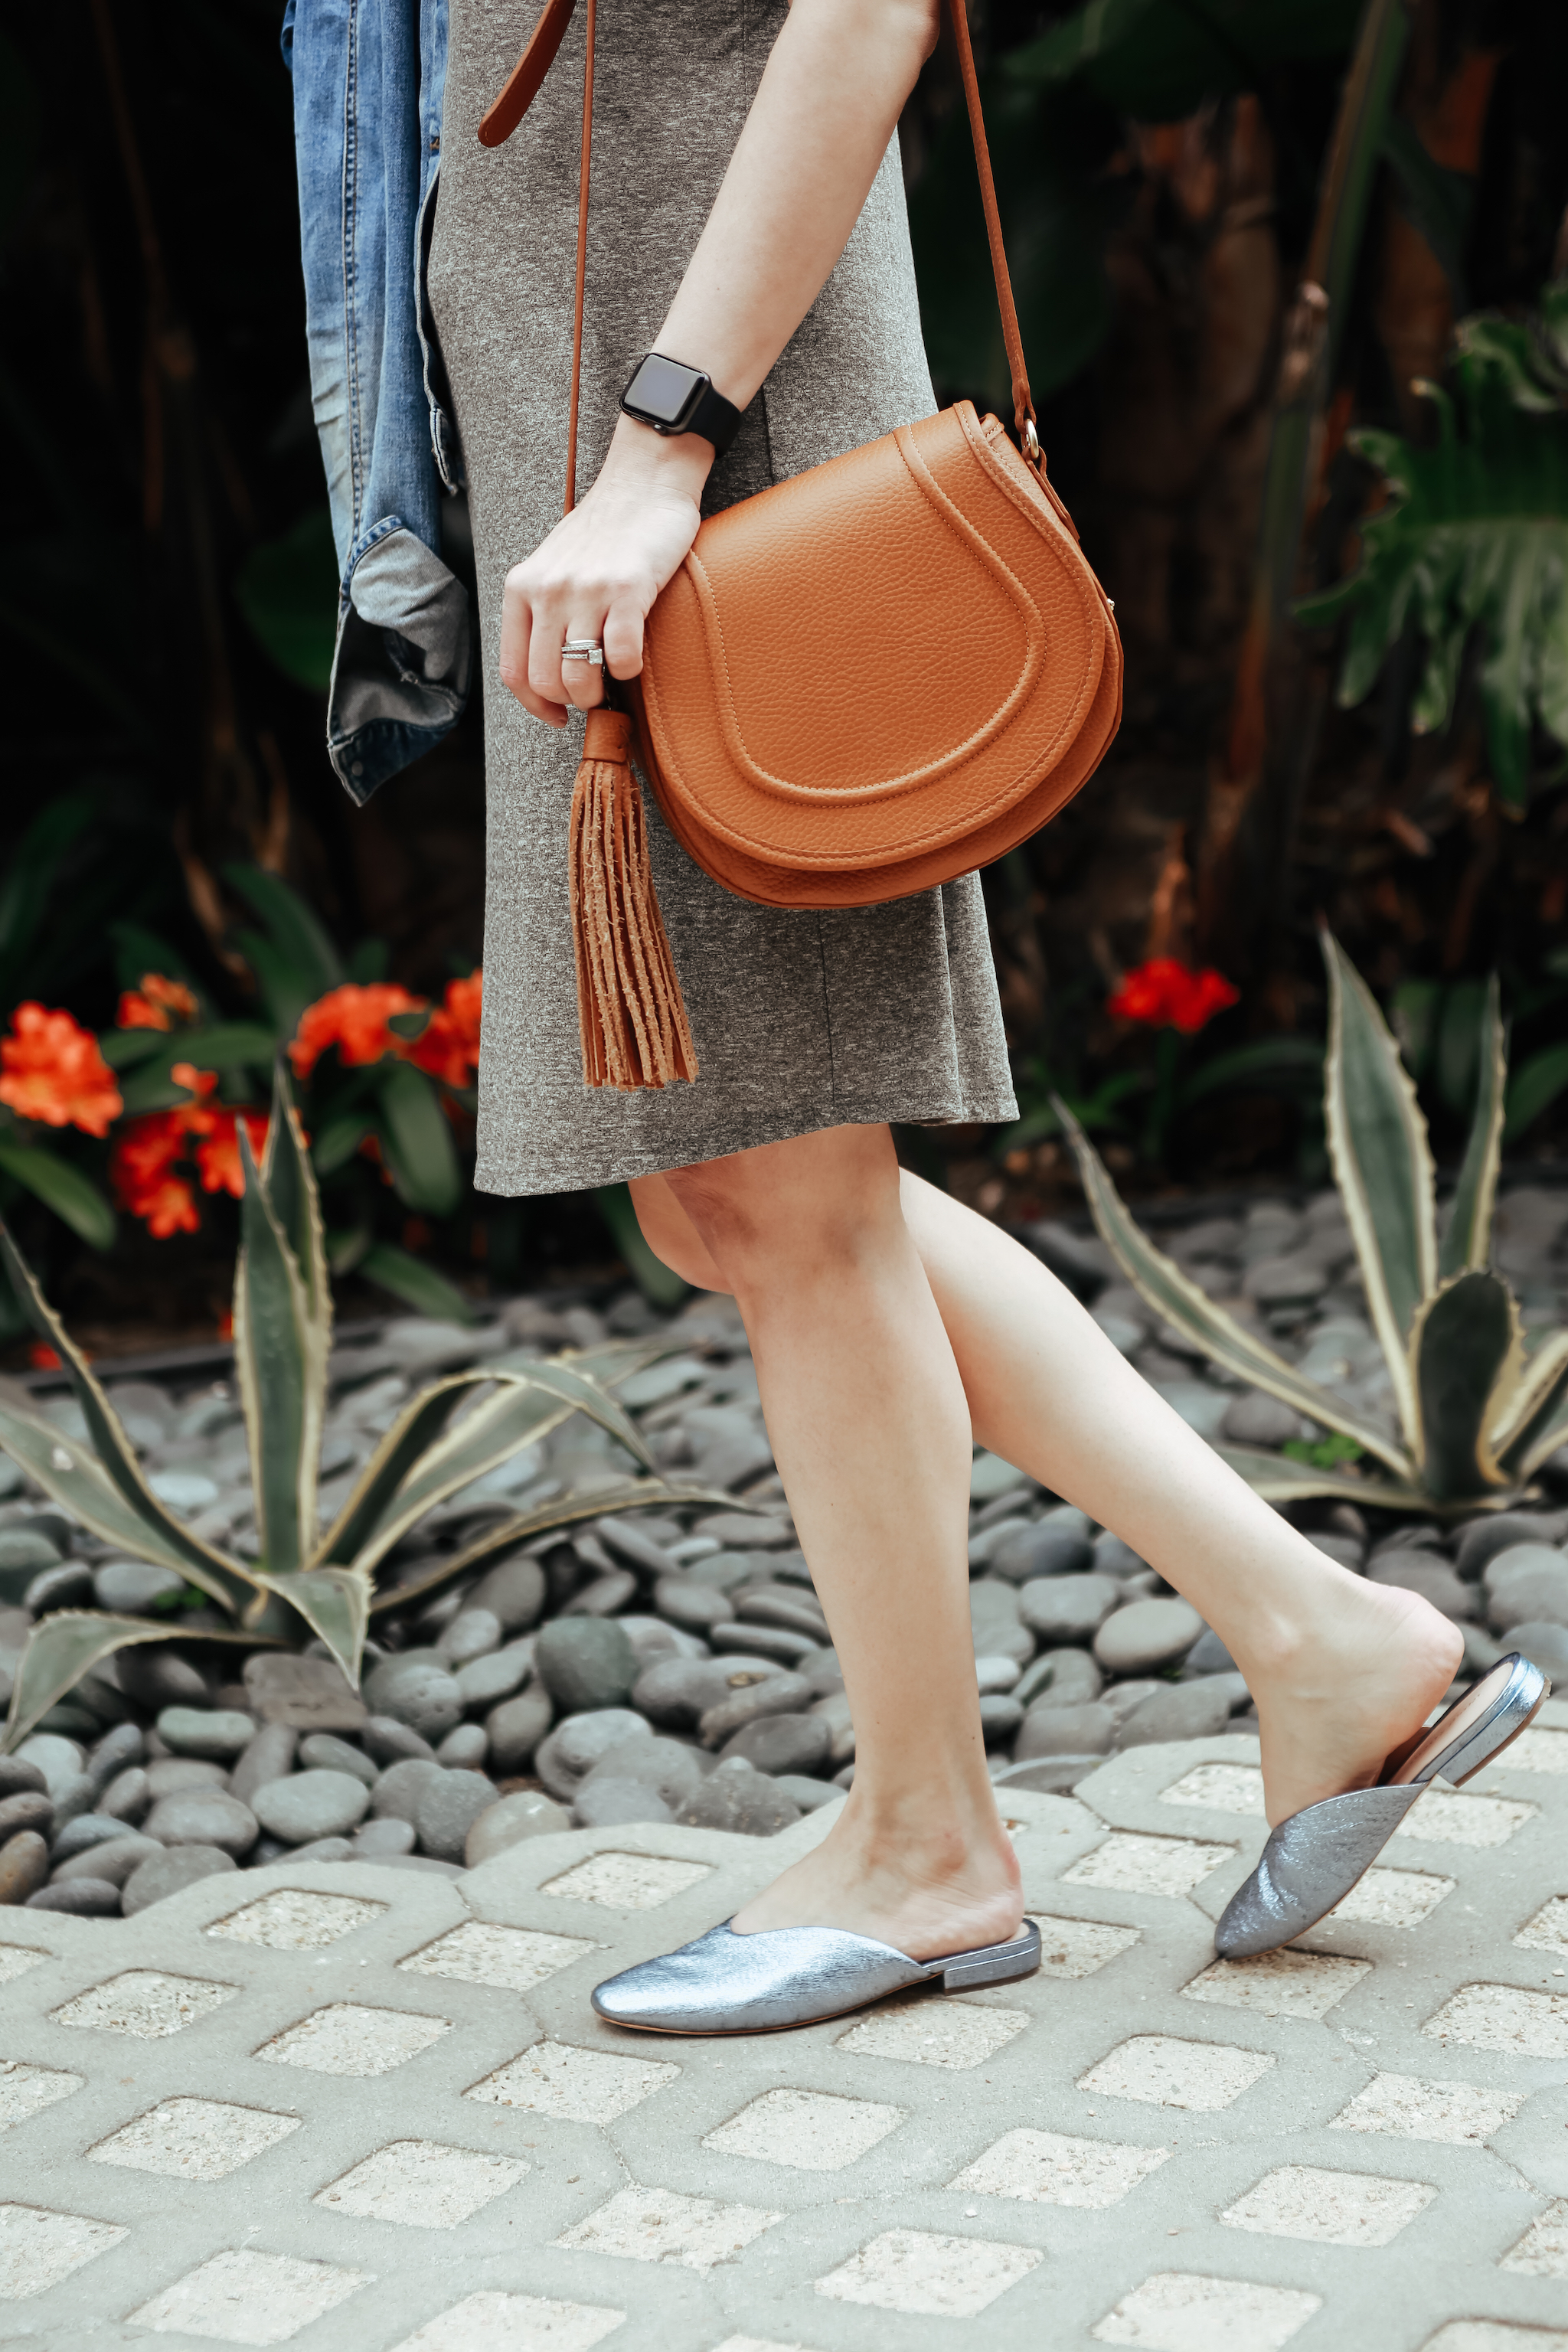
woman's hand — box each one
[498,419,712,724]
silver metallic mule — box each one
[592,1918,1042,2035]
[1215,1651,1550,1958]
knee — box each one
[628,1176,731,1294]
[665,1131,901,1296]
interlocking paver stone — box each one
[126,2247,369,2343]
[540,1852,714,1908]
[4,1733,1564,2350]
[388,2292,627,2349]
[467,2038,679,2122]
[1392,1790,1537,1846]
[1220,2161,1437,2245]
[1328,2070,1526,2144]
[1092,2271,1323,2348]
[88,2095,301,2178]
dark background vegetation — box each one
[3,0,1566,1347]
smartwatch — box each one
[619,352,743,456]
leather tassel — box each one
[569,707,699,1089]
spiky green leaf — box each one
[368,1480,753,1615]
[358,1241,476,1325]
[0,1226,256,1612]
[1493,1330,1568,1482]
[1056,1103,1415,1478]
[1439,975,1506,1279]
[250,1566,371,1690]
[313,1369,538,1567]
[1410,1269,1520,1500]
[1320,929,1436,1448]
[1215,1444,1436,1512]
[233,1126,314,1573]
[3,1614,276,1755]
[348,1364,656,1577]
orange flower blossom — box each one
[116,972,198,1031]
[109,1064,270,1236]
[289,973,482,1085]
[0,1003,122,1135]
[1106,958,1240,1035]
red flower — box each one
[410,971,483,1085]
[0,1004,122,1135]
[109,1065,269,1234]
[116,972,198,1031]
[194,1108,270,1199]
[288,982,425,1080]
[1107,959,1240,1035]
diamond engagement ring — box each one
[561,637,605,666]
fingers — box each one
[498,567,567,727]
[559,618,609,712]
[603,595,645,683]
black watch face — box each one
[624,353,704,430]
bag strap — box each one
[477,0,1039,514]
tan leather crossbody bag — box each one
[480,0,1122,1089]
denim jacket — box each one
[283,0,469,803]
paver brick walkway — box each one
[2,1714,1567,2351]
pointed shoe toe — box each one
[591,1917,1042,2035]
[1214,1784,1425,1958]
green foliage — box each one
[234,509,339,694]
[1298,283,1568,809]
[1058,930,1568,1513]
[0,1066,740,1750]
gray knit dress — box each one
[428,0,1018,1196]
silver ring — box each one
[561,638,604,667]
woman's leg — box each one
[642,1126,1023,1961]
[632,1156,1462,1837]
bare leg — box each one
[647,1127,1021,1961]
[633,1158,1462,1842]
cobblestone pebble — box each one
[1093,1533,1149,1579]
[455,1643,534,1712]
[1018,1573,1120,1645]
[975,1655,1021,1694]
[145,1789,259,1855]
[0,1758,47,1800]
[92,1560,186,1612]
[54,1833,161,1886]
[469,1557,547,1632]
[253,1770,371,1844]
[369,1759,446,1824]
[969,1584,1033,1665]
[1184,1628,1237,1674]
[533,1617,636,1712]
[362,1653,465,1740]
[436,1608,503,1665]
[297,1733,377,1787]
[580,1736,706,1806]
[436,1722,489,1769]
[117,1648,212,1713]
[1094,1596,1204,1674]
[485,1687,553,1775]
[50,1813,126,1864]
[534,1708,652,1800]
[414,1769,498,1860]
[1015,1703,1116,1759]
[1220,1390,1308,1447]
[24,1562,94,1613]
[1101,1677,1165,1723]
[573,1778,674,1828]
[241,1651,368,1731]
[1485,1547,1568,1632]
[464,1789,570,1864]
[773,1772,841,1813]
[85,1723,143,1785]
[564,1569,639,1618]
[720,1713,831,1776]
[157,1707,256,1760]
[0,1830,48,1904]
[655,1576,735,1633]
[361,1714,436,1767]
[286,1837,358,1864]
[632,1655,778,1730]
[122,1843,237,1914]
[15,1735,86,1798]
[699,1670,815,1749]
[1508,1620,1568,1677]
[1115,1681,1233,1746]
[230,1726,299,1806]
[145,1759,227,1800]
[979,1694,1024,1744]
[678,1756,802,1835]
[988,1524,1095,1581]
[27,1877,121,1914]
[100,1767,151,1825]
[1307,1531,1366,1570]
[0,1524,60,1577]
[1017,1649,1103,1709]
[0,1791,54,1843]
[354,1816,417,1857]
[1456,1511,1566,1580]
[616,1615,696,1666]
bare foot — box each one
[1240,1577,1465,1825]
[730,1798,1024,1962]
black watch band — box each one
[619,351,744,456]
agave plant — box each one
[1060,930,1568,1514]
[0,1066,731,1753]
